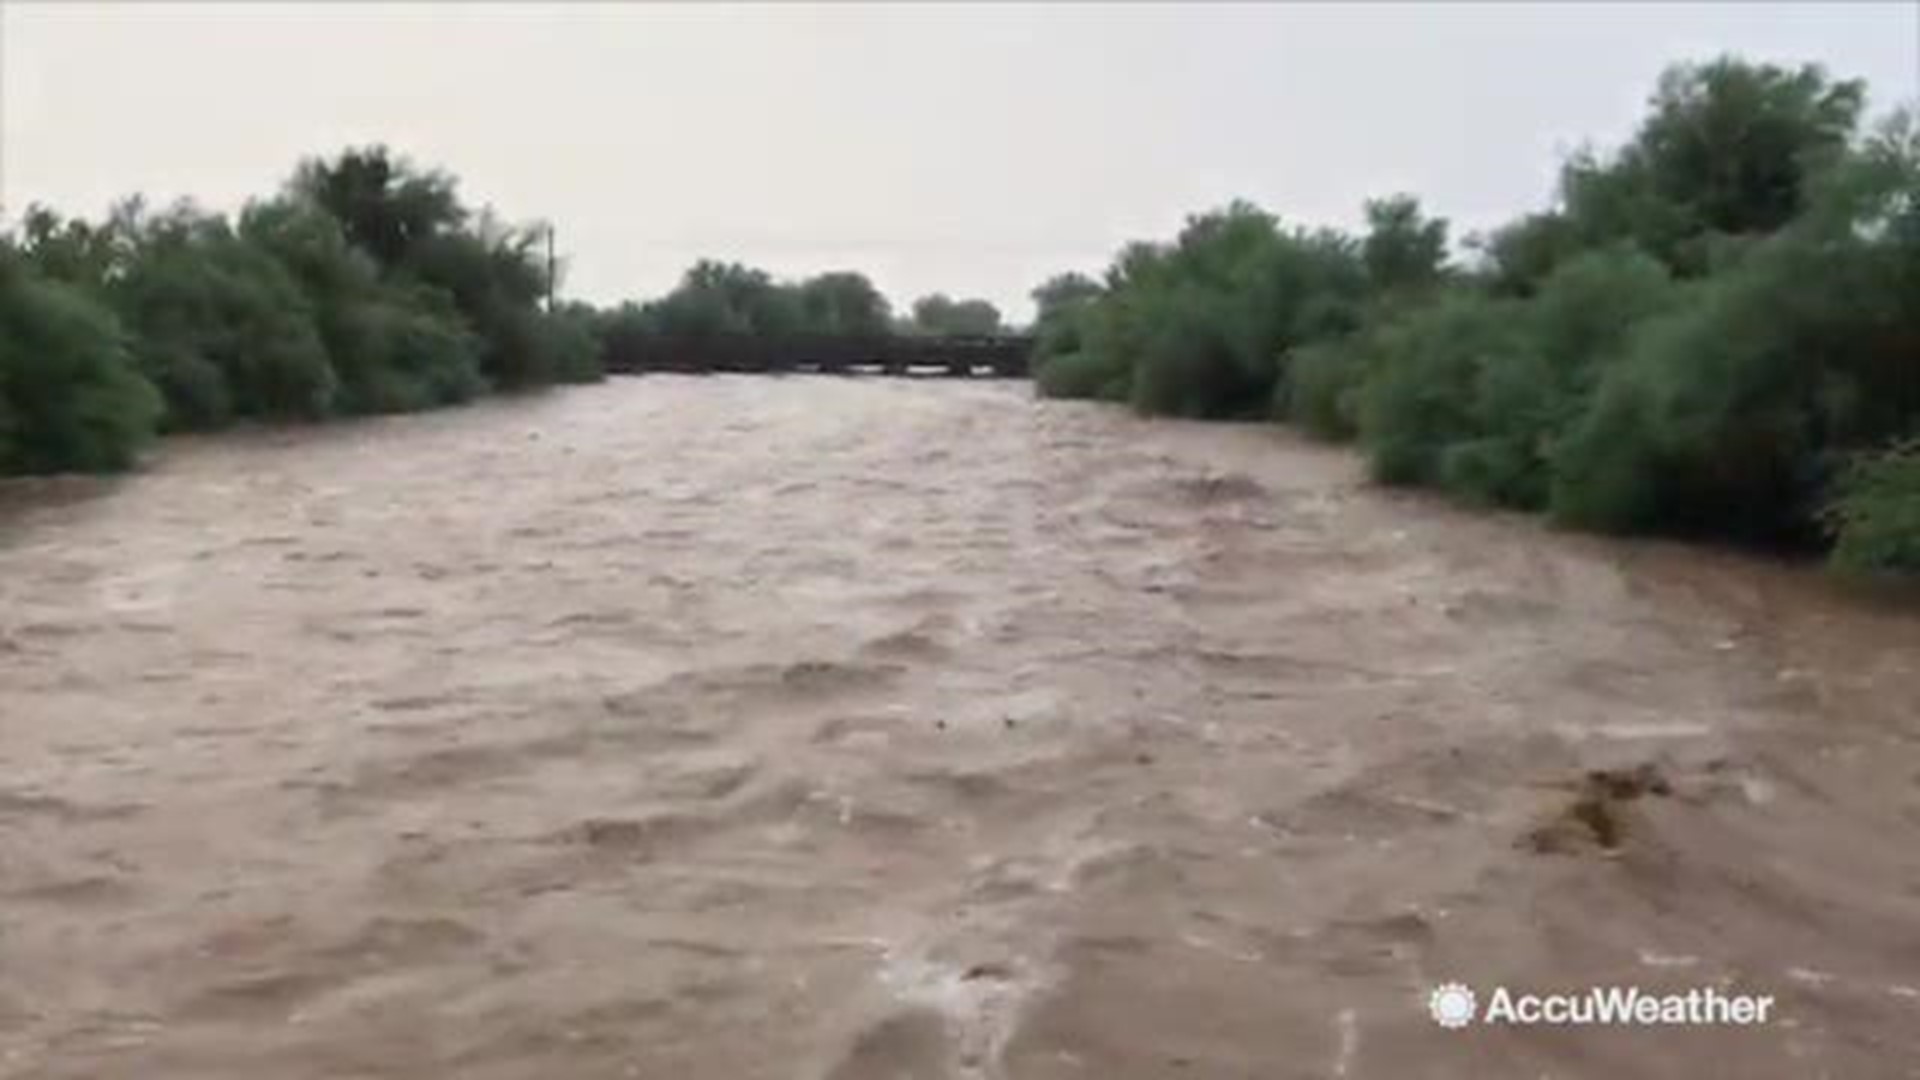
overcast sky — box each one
[4,2,1916,320]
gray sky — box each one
[4,2,1916,320]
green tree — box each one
[1637,58,1864,237]
[0,248,161,473]
[1029,272,1102,326]
[908,293,1004,336]
[1357,291,1526,486]
[404,223,558,387]
[1560,57,1866,273]
[1027,272,1105,379]
[240,198,485,413]
[293,148,582,389]
[18,204,127,289]
[1361,194,1449,292]
[1449,246,1679,508]
[291,146,465,270]
[1827,440,1920,578]
[646,260,805,339]
[796,271,892,336]
[1470,212,1582,297]
[107,203,337,428]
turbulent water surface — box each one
[3,376,1918,1079]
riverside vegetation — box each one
[4,58,1914,577]
[2,148,603,472]
[0,146,1001,476]
[1028,58,1920,579]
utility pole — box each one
[545,223,556,313]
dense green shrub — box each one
[1126,285,1258,418]
[1551,125,1917,542]
[1026,58,1919,574]
[538,307,605,384]
[239,200,485,414]
[1356,292,1525,487]
[1057,299,1141,403]
[1030,314,1090,386]
[1027,272,1104,383]
[1031,351,1119,401]
[1448,246,1680,509]
[4,144,610,472]
[1033,246,1166,404]
[1030,273,1102,328]
[1031,201,1370,420]
[329,296,487,412]
[1473,212,1584,297]
[590,301,659,364]
[1827,440,1920,577]
[403,228,556,388]
[107,208,337,429]
[1280,337,1367,440]
[292,147,586,392]
[0,252,161,473]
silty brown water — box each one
[3,376,1917,1078]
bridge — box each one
[599,333,1035,378]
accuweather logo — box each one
[1429,983,1477,1029]
[1427,982,1775,1029]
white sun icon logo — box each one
[1429,982,1477,1029]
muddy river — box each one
[2,376,1917,1079]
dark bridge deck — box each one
[601,333,1035,378]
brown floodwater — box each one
[2,376,1918,1079]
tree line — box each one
[2,147,607,473]
[1,146,1007,477]
[585,262,1004,372]
[1026,57,1919,578]
[6,56,1912,576]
